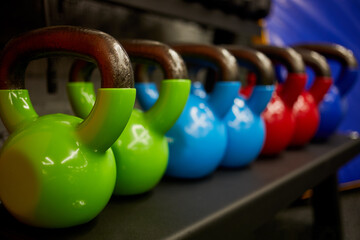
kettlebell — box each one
[289,49,333,146]
[136,44,239,178]
[294,44,358,139]
[0,26,136,228]
[253,45,307,155]
[192,45,275,167]
[222,46,275,166]
[68,40,190,194]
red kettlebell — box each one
[290,48,333,146]
[252,45,307,155]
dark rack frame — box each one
[0,134,358,239]
[101,0,261,36]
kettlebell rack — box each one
[0,1,358,239]
[0,134,359,239]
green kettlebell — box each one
[67,40,190,195]
[0,26,136,228]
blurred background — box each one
[0,0,360,239]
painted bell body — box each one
[315,69,358,139]
[251,46,307,155]
[192,82,274,167]
[274,68,332,146]
[0,89,135,228]
[291,92,319,145]
[260,89,296,154]
[275,49,334,146]
[136,81,240,178]
[290,72,333,145]
[68,80,190,194]
[0,26,136,228]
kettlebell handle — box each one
[294,44,358,69]
[293,48,332,104]
[253,45,306,107]
[253,45,305,74]
[119,40,191,134]
[171,44,239,81]
[223,45,275,86]
[293,48,331,77]
[0,26,136,153]
[220,46,275,115]
[121,39,188,80]
[70,39,189,83]
[69,39,191,135]
[295,43,358,97]
[0,25,134,89]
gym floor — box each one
[249,188,360,240]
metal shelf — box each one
[0,134,359,239]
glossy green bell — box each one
[67,40,190,195]
[0,26,136,228]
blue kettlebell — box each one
[136,44,239,178]
[221,46,275,166]
[192,46,275,167]
[295,44,358,139]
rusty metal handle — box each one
[253,45,305,73]
[171,44,238,81]
[223,45,275,85]
[121,39,188,80]
[294,43,358,68]
[293,48,331,77]
[0,26,134,89]
[294,48,332,104]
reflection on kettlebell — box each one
[0,26,136,228]
[68,40,190,195]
